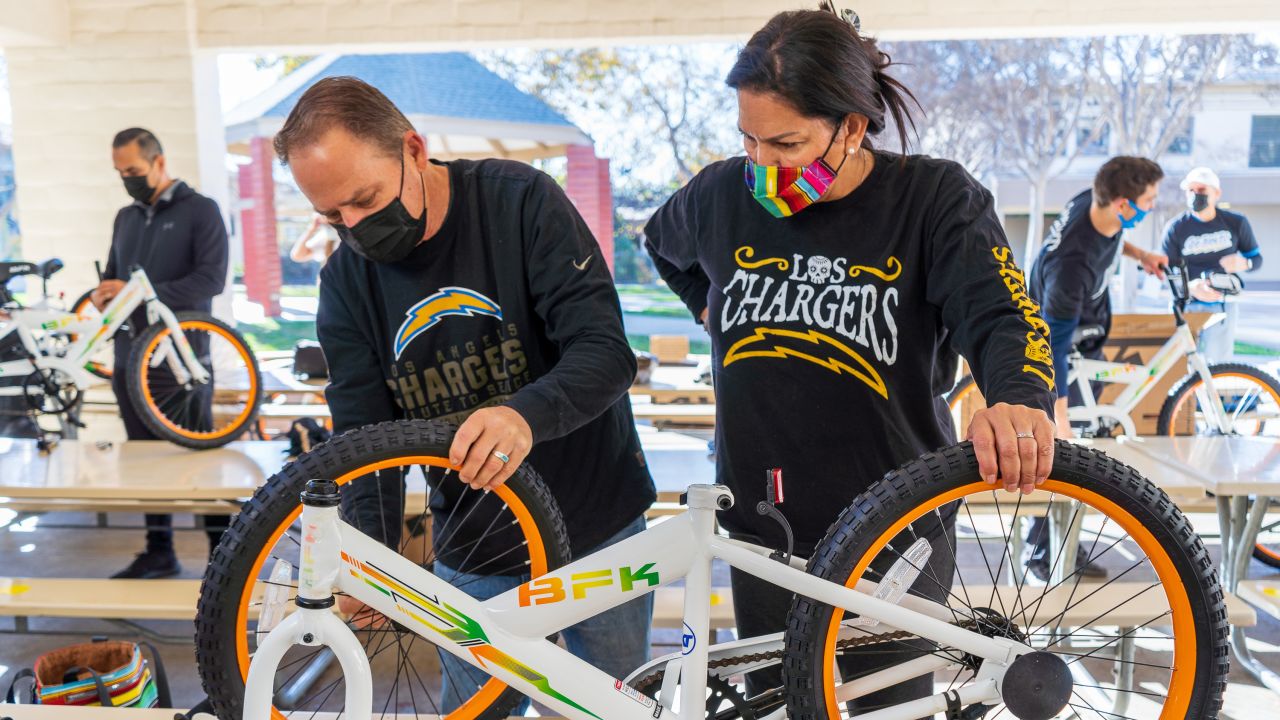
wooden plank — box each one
[1237,576,1280,622]
[0,578,199,621]
[0,498,240,515]
[631,404,716,427]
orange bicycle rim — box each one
[819,480,1196,720]
[234,456,549,720]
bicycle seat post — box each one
[243,480,373,720]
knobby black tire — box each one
[783,440,1228,720]
[194,419,571,720]
[1157,362,1280,436]
[126,311,262,449]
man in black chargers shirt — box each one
[1162,166,1264,363]
[93,128,229,579]
[274,77,656,708]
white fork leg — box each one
[244,610,372,720]
[243,479,372,719]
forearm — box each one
[504,333,636,443]
[1123,241,1149,263]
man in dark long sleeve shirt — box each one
[96,128,229,579]
[275,78,655,710]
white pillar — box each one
[4,0,202,298]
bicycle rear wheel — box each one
[126,311,262,449]
[784,440,1227,720]
[944,375,983,441]
[195,419,571,720]
[1157,362,1280,437]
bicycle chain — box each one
[633,621,979,692]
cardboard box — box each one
[649,335,691,365]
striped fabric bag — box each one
[5,639,170,707]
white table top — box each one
[0,438,289,500]
[0,430,715,502]
[1110,435,1280,496]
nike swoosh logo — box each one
[572,255,593,271]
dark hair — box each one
[274,77,414,164]
[112,128,163,161]
[725,2,917,152]
[1093,157,1164,206]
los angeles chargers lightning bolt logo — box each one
[394,287,503,360]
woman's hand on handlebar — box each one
[967,402,1056,495]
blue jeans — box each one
[434,515,653,712]
[1186,300,1238,364]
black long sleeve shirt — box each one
[317,159,655,554]
[644,153,1055,551]
[104,180,228,323]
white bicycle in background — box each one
[948,264,1280,440]
[0,259,262,449]
[194,419,1227,719]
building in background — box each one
[997,68,1280,291]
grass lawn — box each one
[628,334,710,356]
[240,319,318,353]
[1235,342,1280,357]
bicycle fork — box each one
[243,480,373,720]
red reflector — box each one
[770,468,784,504]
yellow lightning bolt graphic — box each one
[395,287,502,359]
[724,327,889,399]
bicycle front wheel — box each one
[195,419,572,720]
[784,441,1227,720]
[126,311,262,449]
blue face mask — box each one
[1118,199,1149,230]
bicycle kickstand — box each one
[243,479,373,720]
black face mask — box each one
[1189,192,1211,213]
[333,155,427,264]
[123,174,154,203]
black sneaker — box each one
[111,551,181,579]
[1026,554,1107,583]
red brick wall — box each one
[238,136,282,317]
[564,144,614,275]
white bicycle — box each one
[0,260,262,449]
[948,265,1280,439]
[194,419,1228,719]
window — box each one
[1077,124,1110,156]
[1250,115,1280,168]
[1167,118,1194,155]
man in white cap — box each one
[1161,167,1264,362]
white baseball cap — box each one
[1180,167,1220,191]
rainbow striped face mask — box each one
[744,128,848,218]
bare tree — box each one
[957,39,1103,267]
[479,46,738,186]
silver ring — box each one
[493,450,511,464]
[1015,432,1035,440]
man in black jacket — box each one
[93,128,229,579]
[276,78,656,710]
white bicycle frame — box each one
[0,267,208,396]
[245,484,1033,720]
[1066,315,1233,436]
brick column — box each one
[564,144,614,275]
[238,136,282,316]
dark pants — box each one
[112,336,227,555]
[730,520,957,716]
[1029,343,1106,562]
